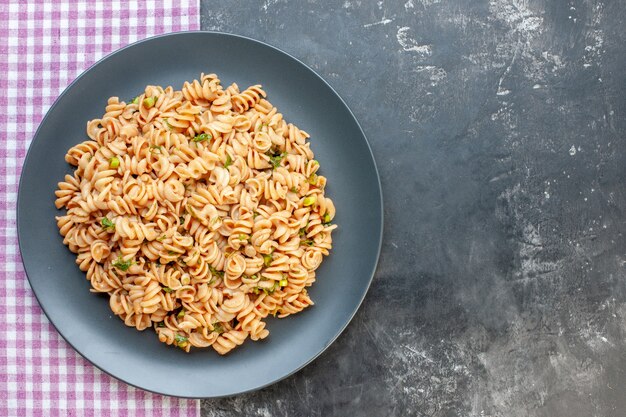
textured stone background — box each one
[200,1,626,416]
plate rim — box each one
[17,30,384,398]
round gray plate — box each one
[17,32,383,398]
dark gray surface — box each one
[200,0,626,416]
[18,32,381,398]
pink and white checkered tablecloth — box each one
[0,1,201,415]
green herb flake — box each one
[143,96,157,108]
[269,152,286,169]
[209,266,224,278]
[109,156,120,169]
[101,217,115,231]
[112,256,133,272]
[263,281,279,294]
[192,133,212,143]
[303,195,317,206]
[157,235,166,242]
[179,215,186,225]
[149,145,162,154]
[290,186,298,193]
[239,234,248,241]
[174,334,188,347]
[130,96,139,105]
[157,321,165,327]
[163,287,173,293]
[302,239,314,246]
[307,173,318,185]
[323,213,332,224]
[263,253,273,267]
[312,160,319,166]
[212,323,225,334]
[279,278,288,287]
[224,154,233,169]
[177,309,185,319]
[299,228,306,237]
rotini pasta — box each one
[54,73,337,354]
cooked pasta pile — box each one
[54,73,336,354]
